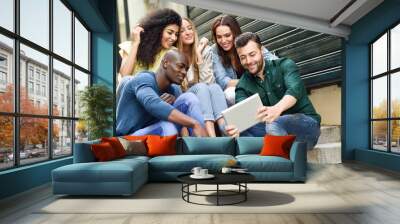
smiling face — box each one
[161,24,180,49]
[180,19,194,46]
[163,50,189,85]
[236,40,264,75]
[215,25,234,51]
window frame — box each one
[0,0,92,171]
[370,20,400,154]
[0,53,7,87]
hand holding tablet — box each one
[221,93,264,134]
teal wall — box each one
[91,0,116,136]
[92,33,115,87]
[344,0,400,171]
[0,158,72,199]
[0,0,116,200]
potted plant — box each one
[79,84,113,140]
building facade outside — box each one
[0,41,83,168]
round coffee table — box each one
[177,172,255,206]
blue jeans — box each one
[188,83,228,121]
[131,92,205,136]
[241,114,321,150]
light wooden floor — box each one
[1,162,400,224]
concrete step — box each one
[308,142,341,164]
[317,125,341,144]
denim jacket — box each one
[211,44,278,90]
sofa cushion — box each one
[236,155,293,172]
[74,140,101,163]
[52,158,147,183]
[180,137,235,155]
[123,135,148,141]
[101,137,127,158]
[236,137,263,155]
[148,154,235,172]
[115,155,150,163]
[260,135,296,159]
[91,142,118,161]
[147,135,177,157]
[118,138,147,156]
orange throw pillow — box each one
[91,142,117,161]
[101,137,126,158]
[260,135,296,159]
[146,135,177,157]
[123,135,148,141]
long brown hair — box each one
[211,15,244,75]
[178,18,200,91]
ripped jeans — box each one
[241,113,321,150]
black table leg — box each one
[245,183,247,201]
[181,183,183,200]
[217,184,219,206]
[179,182,251,206]
[188,184,190,202]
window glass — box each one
[372,76,387,119]
[0,116,14,170]
[20,0,49,49]
[391,24,400,70]
[20,117,49,165]
[53,59,72,116]
[0,0,14,31]
[74,69,89,118]
[74,18,89,70]
[0,0,92,169]
[53,0,72,60]
[0,35,14,113]
[372,33,387,76]
[391,72,400,118]
[391,120,400,153]
[75,120,88,143]
[20,44,49,115]
[372,121,388,151]
[53,119,72,158]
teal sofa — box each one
[52,137,306,196]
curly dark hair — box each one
[136,9,182,68]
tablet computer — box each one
[221,93,263,132]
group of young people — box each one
[116,8,321,150]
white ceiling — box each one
[227,0,352,22]
[169,0,384,38]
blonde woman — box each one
[178,18,227,137]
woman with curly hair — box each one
[118,8,182,78]
[211,15,277,105]
[178,18,227,137]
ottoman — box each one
[52,156,148,196]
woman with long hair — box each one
[211,15,277,105]
[178,18,227,137]
[118,9,182,79]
